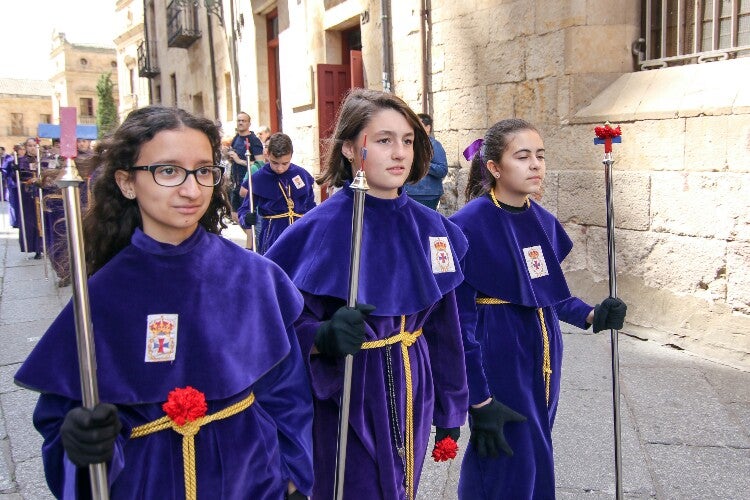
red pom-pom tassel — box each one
[432,436,459,462]
[162,386,208,426]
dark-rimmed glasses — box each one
[127,164,224,187]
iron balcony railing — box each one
[167,0,201,49]
[138,40,160,77]
[636,0,750,69]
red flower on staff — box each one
[162,386,208,426]
[432,436,459,462]
[594,124,622,139]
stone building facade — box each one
[0,79,53,149]
[114,0,152,121]
[124,0,750,368]
[49,33,119,126]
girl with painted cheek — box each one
[266,89,470,500]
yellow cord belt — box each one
[360,316,422,500]
[264,182,302,224]
[476,298,552,406]
[130,392,256,500]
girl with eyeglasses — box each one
[15,106,313,499]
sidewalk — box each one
[1,213,748,499]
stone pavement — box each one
[1,215,748,499]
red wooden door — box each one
[317,64,350,201]
[350,50,363,88]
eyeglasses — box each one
[128,164,225,187]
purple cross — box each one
[438,253,447,264]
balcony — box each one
[167,0,201,49]
[137,41,160,78]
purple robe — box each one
[1,154,18,227]
[14,154,42,253]
[15,227,314,499]
[450,195,592,500]
[237,163,316,254]
[266,186,469,499]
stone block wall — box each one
[418,0,749,368]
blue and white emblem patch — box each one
[145,314,179,362]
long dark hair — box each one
[83,106,231,275]
[465,118,538,200]
[318,88,432,188]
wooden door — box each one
[317,64,350,201]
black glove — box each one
[592,297,628,333]
[469,398,526,458]
[244,211,257,227]
[286,491,307,500]
[435,426,460,445]
[60,403,122,467]
[314,303,375,357]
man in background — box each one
[404,113,448,209]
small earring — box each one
[492,172,500,179]
[347,157,354,163]
[125,192,135,199]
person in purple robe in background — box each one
[14,106,313,500]
[265,89,469,500]
[237,132,316,254]
[40,138,95,287]
[1,144,23,227]
[449,119,628,499]
[12,138,44,258]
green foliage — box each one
[96,73,119,139]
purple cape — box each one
[450,195,573,307]
[266,185,469,316]
[450,195,592,499]
[15,227,314,498]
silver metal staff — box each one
[57,107,109,500]
[334,166,369,500]
[35,143,49,278]
[13,152,29,253]
[596,125,623,500]
[244,139,256,251]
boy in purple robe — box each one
[15,106,313,500]
[265,89,469,500]
[450,119,628,499]
[237,132,316,254]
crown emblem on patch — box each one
[528,249,540,259]
[149,318,174,334]
[434,240,447,251]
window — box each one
[80,58,88,67]
[39,114,51,124]
[80,97,94,117]
[170,74,177,107]
[639,0,750,69]
[11,113,24,136]
[155,84,162,104]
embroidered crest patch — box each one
[291,175,305,189]
[145,314,179,362]
[429,236,455,274]
[523,245,549,279]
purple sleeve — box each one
[455,281,492,406]
[252,325,314,495]
[422,291,468,428]
[293,292,346,400]
[554,296,593,330]
[33,394,126,499]
[237,194,251,228]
